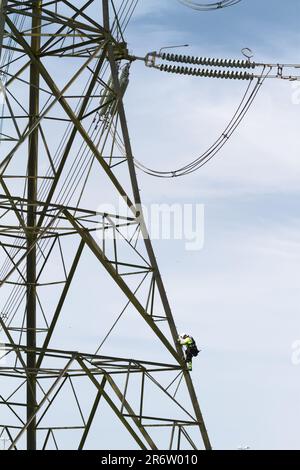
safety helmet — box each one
[179,333,188,338]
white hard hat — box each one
[179,333,188,338]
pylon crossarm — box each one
[1,344,203,449]
[1,344,182,371]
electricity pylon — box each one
[0,0,211,450]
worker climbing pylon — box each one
[178,333,200,371]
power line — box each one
[134,65,270,178]
[177,0,242,11]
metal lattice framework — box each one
[0,1,211,450]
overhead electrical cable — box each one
[134,66,271,178]
[177,0,242,11]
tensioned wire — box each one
[134,66,271,178]
[177,0,242,11]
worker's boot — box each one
[187,361,192,371]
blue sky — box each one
[121,0,300,449]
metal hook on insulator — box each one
[241,47,254,61]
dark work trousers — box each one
[185,348,193,363]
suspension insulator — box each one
[158,63,253,80]
[160,52,256,69]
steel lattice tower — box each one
[0,0,211,450]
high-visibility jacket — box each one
[179,336,200,357]
[179,336,194,347]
